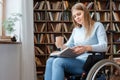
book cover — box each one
[50,47,80,58]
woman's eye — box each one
[73,15,76,19]
[73,12,81,19]
[77,13,81,16]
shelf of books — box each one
[33,0,120,80]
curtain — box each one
[0,0,3,36]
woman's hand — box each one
[72,45,92,54]
[72,46,86,54]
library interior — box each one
[0,0,120,80]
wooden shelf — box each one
[0,41,21,44]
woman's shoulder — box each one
[94,22,104,29]
[73,26,81,30]
[94,22,103,27]
[93,22,106,31]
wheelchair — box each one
[65,51,120,80]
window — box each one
[0,0,22,42]
[0,0,3,36]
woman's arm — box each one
[91,23,108,52]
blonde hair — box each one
[71,3,95,38]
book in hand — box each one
[50,47,80,58]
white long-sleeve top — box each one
[65,22,108,61]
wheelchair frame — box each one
[66,52,120,80]
[86,59,120,80]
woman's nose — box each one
[76,16,80,20]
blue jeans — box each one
[44,57,85,80]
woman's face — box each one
[72,9,84,25]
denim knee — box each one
[46,57,55,66]
[52,58,65,67]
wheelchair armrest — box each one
[87,51,106,55]
[83,51,106,73]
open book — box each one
[50,47,80,58]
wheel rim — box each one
[91,61,120,80]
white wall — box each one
[0,44,21,80]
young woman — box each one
[44,3,107,80]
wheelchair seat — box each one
[65,51,105,80]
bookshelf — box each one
[33,0,120,80]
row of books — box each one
[34,22,120,33]
[96,12,120,21]
[34,34,69,44]
[112,23,120,32]
[104,23,110,31]
[95,12,110,21]
[34,1,120,11]
[34,11,120,22]
[112,2,120,10]
[34,33,120,44]
[35,57,42,67]
[34,23,73,32]
[34,1,68,10]
[35,1,120,11]
[86,1,120,10]
[104,23,120,32]
[34,1,94,10]
[34,23,47,32]
[93,11,120,21]
[112,12,120,21]
[106,45,120,54]
[35,45,54,55]
[113,45,120,54]
[34,12,45,21]
[34,34,55,44]
[34,1,45,10]
[47,11,72,21]
[34,11,71,21]
[113,37,120,43]
[95,1,110,10]
[35,56,46,66]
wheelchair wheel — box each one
[86,59,120,80]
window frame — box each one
[0,0,5,36]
